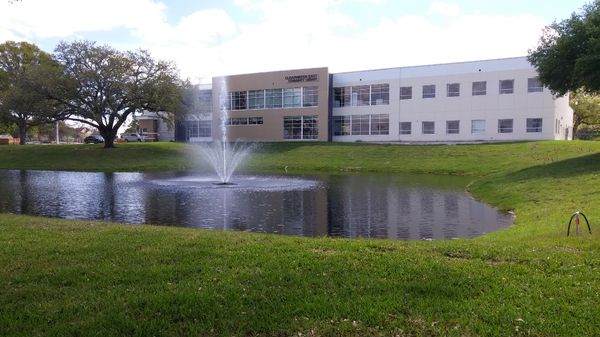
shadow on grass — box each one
[508,152,600,180]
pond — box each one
[0,170,513,240]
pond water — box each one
[0,170,513,240]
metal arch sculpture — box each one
[567,211,591,236]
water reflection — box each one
[0,170,512,240]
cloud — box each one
[0,0,549,83]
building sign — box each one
[285,74,319,83]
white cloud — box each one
[0,0,549,83]
[428,1,461,17]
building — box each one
[176,57,573,143]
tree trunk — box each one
[18,123,27,145]
[99,127,118,148]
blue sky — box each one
[0,0,591,83]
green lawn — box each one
[0,141,599,336]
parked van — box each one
[121,133,145,142]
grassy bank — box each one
[0,141,599,336]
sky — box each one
[0,0,591,84]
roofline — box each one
[331,56,529,75]
[213,66,329,79]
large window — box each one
[399,122,412,135]
[400,86,412,100]
[231,91,247,110]
[498,119,513,133]
[248,90,265,109]
[423,85,436,99]
[351,115,370,135]
[370,114,389,135]
[446,120,460,134]
[333,87,351,107]
[447,83,460,97]
[472,81,486,96]
[528,77,543,93]
[302,86,319,107]
[422,121,435,134]
[333,116,351,136]
[370,84,390,105]
[499,79,514,94]
[352,85,371,106]
[284,115,318,140]
[471,120,486,134]
[187,120,212,138]
[283,87,302,108]
[526,118,543,133]
[265,88,283,108]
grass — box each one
[0,141,600,336]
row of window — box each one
[186,120,212,138]
[225,117,264,126]
[333,78,543,107]
[333,84,390,107]
[283,115,319,140]
[398,118,543,135]
[222,87,318,111]
[333,114,390,136]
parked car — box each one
[121,133,145,142]
[84,135,104,144]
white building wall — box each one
[332,57,573,142]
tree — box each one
[0,41,67,145]
[528,1,600,96]
[570,89,600,137]
[50,41,182,148]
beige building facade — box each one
[211,67,330,142]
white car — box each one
[121,133,145,142]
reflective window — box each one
[446,120,460,134]
[471,120,486,134]
[400,86,412,100]
[284,115,318,139]
[447,83,460,97]
[302,86,319,107]
[351,115,370,135]
[472,81,486,96]
[283,88,302,108]
[399,122,411,135]
[265,88,283,108]
[423,85,436,99]
[499,80,514,94]
[526,118,543,132]
[333,116,351,136]
[333,87,351,107]
[370,114,389,135]
[498,119,513,133]
[231,91,247,110]
[352,85,371,106]
[422,121,435,134]
[371,84,390,105]
[528,77,543,93]
[248,90,265,109]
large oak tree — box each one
[528,1,600,96]
[0,41,67,144]
[52,41,182,148]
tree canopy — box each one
[0,41,67,144]
[570,89,600,138]
[528,1,600,96]
[50,41,183,148]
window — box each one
[197,121,212,137]
[528,77,543,93]
[284,116,318,139]
[283,87,302,108]
[422,121,435,134]
[231,91,247,110]
[526,118,543,133]
[333,116,351,136]
[499,80,514,94]
[333,87,351,107]
[400,86,412,100]
[472,81,486,96]
[446,120,460,134]
[265,88,283,108]
[302,86,319,107]
[248,117,263,125]
[351,115,370,135]
[447,83,460,97]
[471,120,486,134]
[248,90,265,109]
[399,122,411,135]
[370,114,389,135]
[228,117,248,125]
[498,119,513,133]
[423,85,436,99]
[352,85,370,106]
[371,84,390,105]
